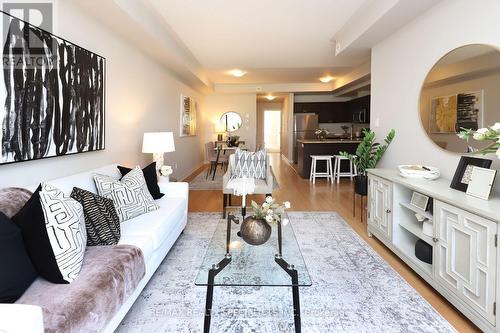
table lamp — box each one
[215,123,226,141]
[142,132,175,170]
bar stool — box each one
[333,155,357,183]
[309,155,334,184]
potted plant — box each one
[315,128,329,141]
[340,129,395,195]
[238,197,291,246]
[227,135,240,147]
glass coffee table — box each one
[195,213,312,333]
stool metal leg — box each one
[309,158,314,182]
[329,158,334,184]
[336,158,341,184]
[312,158,317,185]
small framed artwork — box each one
[450,156,492,192]
[179,94,197,137]
[410,192,430,211]
[466,167,497,200]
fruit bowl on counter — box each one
[398,165,440,180]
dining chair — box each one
[205,142,228,179]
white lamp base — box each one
[153,152,164,171]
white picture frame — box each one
[410,192,430,211]
[466,166,497,200]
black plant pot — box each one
[354,175,368,196]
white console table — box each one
[367,168,500,333]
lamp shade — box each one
[142,132,175,153]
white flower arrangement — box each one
[160,165,173,176]
[250,196,291,225]
[458,123,500,159]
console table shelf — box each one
[398,220,433,245]
[367,168,500,333]
[399,202,433,220]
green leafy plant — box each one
[340,129,396,175]
[250,196,290,225]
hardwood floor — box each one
[186,153,480,333]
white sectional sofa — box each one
[0,164,188,333]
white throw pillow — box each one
[93,166,159,222]
[39,183,87,283]
[232,148,267,179]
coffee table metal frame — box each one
[202,213,303,333]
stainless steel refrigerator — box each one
[293,113,319,163]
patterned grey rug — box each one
[117,212,456,333]
[189,167,226,190]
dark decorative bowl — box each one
[239,216,272,246]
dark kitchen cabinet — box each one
[294,102,350,123]
[294,95,370,124]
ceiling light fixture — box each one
[265,94,276,101]
[319,76,334,83]
[228,69,247,77]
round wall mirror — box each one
[419,44,500,153]
[219,111,242,132]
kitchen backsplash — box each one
[318,123,369,134]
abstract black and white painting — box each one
[1,11,105,165]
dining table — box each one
[210,144,247,180]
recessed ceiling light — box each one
[228,69,247,77]
[319,76,334,83]
[265,94,276,101]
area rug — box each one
[189,168,280,190]
[117,212,456,333]
[189,167,226,190]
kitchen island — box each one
[296,139,361,179]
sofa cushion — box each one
[43,165,122,196]
[118,162,164,200]
[120,196,186,249]
[0,187,32,218]
[118,234,154,264]
[39,184,87,283]
[0,212,37,303]
[12,185,67,284]
[16,245,145,333]
[71,187,121,246]
[94,167,159,222]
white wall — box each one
[0,1,204,188]
[200,93,257,156]
[371,0,500,192]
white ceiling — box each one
[72,0,443,91]
[146,0,367,84]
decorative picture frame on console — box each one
[0,10,106,165]
[466,167,497,200]
[450,156,492,192]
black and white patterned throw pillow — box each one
[71,187,120,246]
[93,166,159,222]
[39,183,87,283]
[231,148,267,179]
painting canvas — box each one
[1,11,105,165]
[180,94,197,136]
[430,91,482,134]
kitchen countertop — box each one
[297,139,362,144]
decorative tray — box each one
[398,165,440,180]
